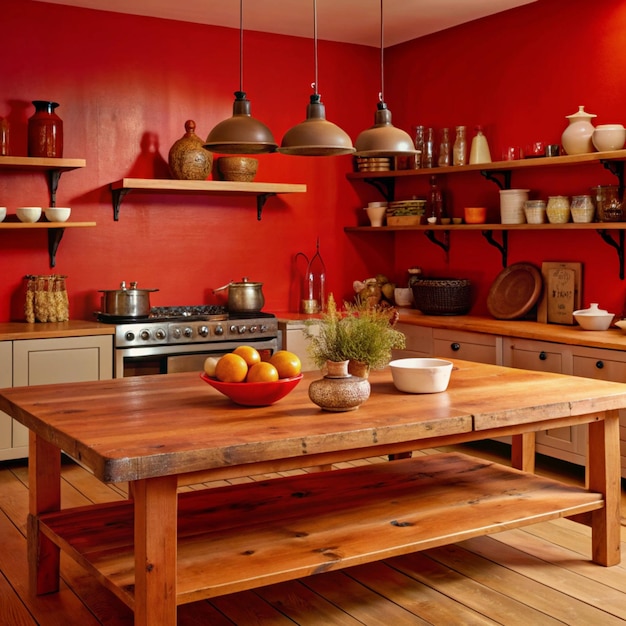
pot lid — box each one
[566,105,597,121]
[573,303,610,315]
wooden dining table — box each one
[0,359,624,626]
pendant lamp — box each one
[354,0,417,157]
[204,0,277,154]
[279,0,355,156]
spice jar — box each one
[546,196,571,224]
[592,185,623,222]
[570,195,595,223]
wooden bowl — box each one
[217,157,259,182]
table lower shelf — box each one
[40,452,604,608]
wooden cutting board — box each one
[537,262,582,325]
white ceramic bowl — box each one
[389,358,453,393]
[16,207,42,223]
[44,207,71,222]
[0,207,6,222]
[592,125,626,152]
[573,303,614,331]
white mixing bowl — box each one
[389,358,453,393]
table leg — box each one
[27,431,61,595]
[510,432,535,472]
[133,474,178,626]
[587,411,621,566]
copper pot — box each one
[213,277,264,313]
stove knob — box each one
[172,327,182,339]
[198,325,209,337]
[155,328,166,340]
[214,325,224,336]
[260,324,268,333]
[183,327,193,338]
[125,331,135,342]
[237,325,247,334]
[249,325,258,334]
[140,330,150,341]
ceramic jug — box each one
[561,106,596,155]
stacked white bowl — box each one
[499,189,529,224]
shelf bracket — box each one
[597,228,625,280]
[424,229,450,261]
[600,159,625,192]
[47,228,65,268]
[256,193,276,220]
[47,170,63,207]
[111,188,132,221]
[480,169,511,190]
[362,177,395,202]
[482,229,509,267]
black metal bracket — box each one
[480,169,511,190]
[46,169,63,207]
[362,177,395,202]
[47,228,65,268]
[256,193,275,220]
[424,229,450,261]
[600,159,625,194]
[597,228,625,280]
[481,229,509,267]
[111,187,132,221]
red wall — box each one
[2,0,626,322]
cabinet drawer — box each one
[572,353,626,383]
[395,323,432,355]
[432,329,498,365]
[503,338,564,373]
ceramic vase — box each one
[561,106,596,155]
[168,120,213,180]
[28,101,63,158]
[309,360,370,412]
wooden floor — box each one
[1,442,626,626]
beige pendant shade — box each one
[354,102,417,156]
[204,0,277,155]
[279,0,354,157]
[205,90,277,154]
[279,94,355,156]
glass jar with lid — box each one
[592,185,623,222]
[570,195,595,223]
[546,196,570,224]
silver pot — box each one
[99,281,159,317]
[214,277,264,313]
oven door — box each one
[116,338,280,378]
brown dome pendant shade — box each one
[279,0,355,157]
[204,0,277,155]
[354,0,417,157]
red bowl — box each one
[200,372,303,406]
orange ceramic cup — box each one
[464,206,487,224]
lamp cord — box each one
[379,0,384,103]
[239,0,244,92]
[312,0,319,95]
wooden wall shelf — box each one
[109,178,307,221]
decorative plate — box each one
[487,263,543,320]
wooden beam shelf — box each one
[109,178,307,221]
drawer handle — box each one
[539,351,547,361]
[596,360,604,369]
[450,342,461,352]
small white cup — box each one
[0,207,6,222]
[365,205,386,227]
[394,288,414,307]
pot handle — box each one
[213,280,233,294]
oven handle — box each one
[117,339,278,358]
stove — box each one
[98,305,281,378]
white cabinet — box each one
[392,323,432,360]
[502,337,585,465]
[278,321,318,372]
[0,335,113,461]
[432,328,501,365]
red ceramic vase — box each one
[28,100,63,158]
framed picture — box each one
[537,262,582,325]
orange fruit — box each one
[269,350,302,379]
[215,353,248,383]
[233,345,261,367]
[246,362,279,383]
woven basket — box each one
[411,278,472,315]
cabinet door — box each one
[13,336,113,387]
[392,323,432,359]
[572,347,626,479]
[432,329,499,364]
[503,337,585,464]
[0,341,25,460]
[279,323,318,372]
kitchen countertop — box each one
[0,320,115,341]
[396,309,626,351]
